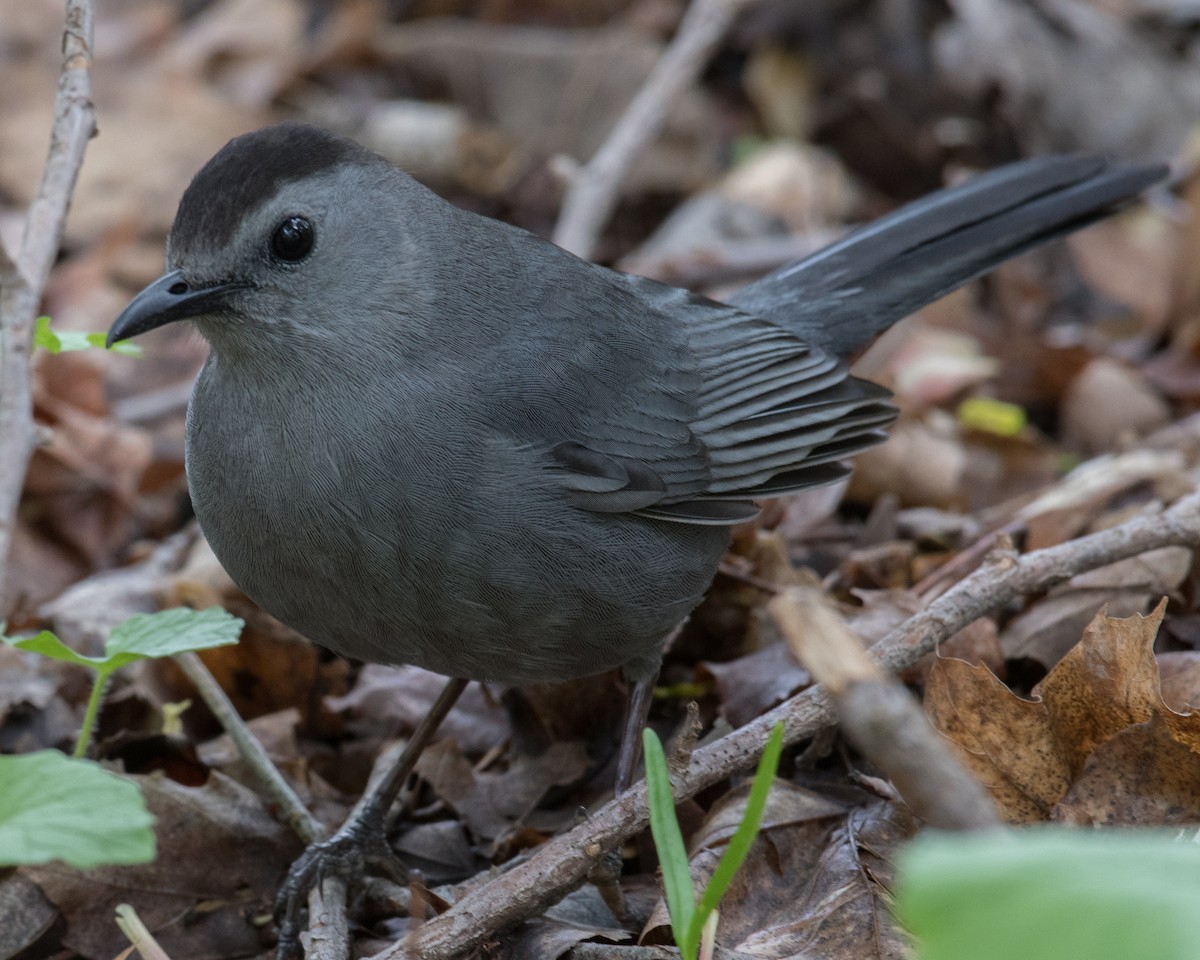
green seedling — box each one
[4,606,243,758]
[644,721,785,960]
[0,607,243,871]
[34,315,142,356]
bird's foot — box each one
[274,813,407,960]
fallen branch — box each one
[772,586,1000,831]
[381,489,1200,960]
[306,876,350,960]
[0,0,97,602]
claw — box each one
[271,678,470,956]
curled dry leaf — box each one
[1016,447,1190,551]
[927,600,1200,825]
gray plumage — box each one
[108,124,1165,686]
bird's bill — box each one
[107,270,242,345]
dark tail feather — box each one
[729,156,1168,360]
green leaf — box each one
[33,316,63,352]
[688,722,785,949]
[0,751,155,868]
[644,728,696,955]
[6,608,242,674]
[105,607,243,668]
[5,630,107,668]
[897,828,1200,960]
[33,316,142,356]
[87,331,143,357]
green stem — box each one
[74,669,109,759]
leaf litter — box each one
[2,0,1200,958]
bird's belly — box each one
[187,429,728,685]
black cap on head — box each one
[170,122,379,257]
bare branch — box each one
[552,0,759,259]
[0,0,97,603]
[20,0,97,290]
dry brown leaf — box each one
[1157,651,1200,713]
[847,588,923,643]
[1069,210,1178,339]
[0,872,57,959]
[699,642,809,728]
[928,601,1200,824]
[24,771,300,960]
[327,663,510,758]
[924,653,1071,821]
[416,737,590,847]
[2,519,83,626]
[1054,714,1200,825]
[505,886,629,960]
[393,820,480,886]
[0,643,80,754]
[1000,546,1191,668]
[906,615,1003,687]
[890,328,999,405]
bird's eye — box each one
[271,216,314,262]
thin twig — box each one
[380,490,1200,960]
[552,0,759,259]
[0,0,97,602]
[174,651,322,844]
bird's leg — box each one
[274,676,469,959]
[586,672,657,924]
[615,620,688,795]
[615,675,655,796]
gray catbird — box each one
[107,122,1164,950]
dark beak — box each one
[107,270,242,346]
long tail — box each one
[729,156,1167,360]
